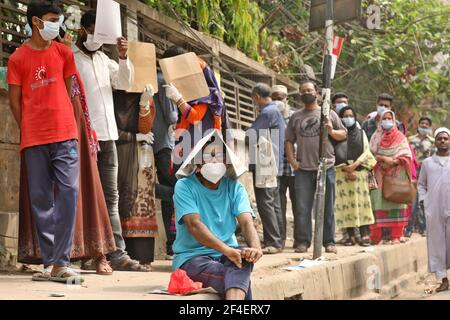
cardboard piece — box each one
[94,0,122,44]
[159,52,210,102]
[127,41,158,93]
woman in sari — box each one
[114,86,158,267]
[369,110,413,245]
[19,71,116,278]
[335,106,376,246]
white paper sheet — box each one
[94,0,122,44]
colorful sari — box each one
[369,110,413,241]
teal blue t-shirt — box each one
[172,174,254,270]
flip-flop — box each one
[32,266,52,282]
[49,267,85,284]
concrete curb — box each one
[251,238,428,300]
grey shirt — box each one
[285,108,346,171]
[152,72,178,154]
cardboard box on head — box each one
[159,52,210,102]
[127,41,158,93]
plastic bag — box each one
[167,269,203,294]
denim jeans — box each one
[294,168,336,247]
[278,176,297,246]
[97,140,128,262]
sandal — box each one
[262,246,282,254]
[32,266,52,282]
[110,258,151,272]
[399,237,409,243]
[391,239,401,245]
[94,255,113,275]
[49,267,85,284]
[360,236,371,247]
[344,238,355,246]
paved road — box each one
[394,273,450,300]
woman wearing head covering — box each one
[369,110,413,245]
[334,106,376,246]
[113,85,158,268]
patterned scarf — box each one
[71,73,99,158]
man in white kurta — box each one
[418,127,450,292]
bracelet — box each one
[139,110,151,117]
[182,105,191,118]
[140,103,150,111]
[177,99,186,109]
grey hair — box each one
[251,83,272,98]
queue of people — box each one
[5,0,449,300]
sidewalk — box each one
[0,235,427,300]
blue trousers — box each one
[294,168,336,247]
[24,140,79,267]
[181,255,253,300]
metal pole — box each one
[312,0,334,260]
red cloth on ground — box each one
[168,269,203,294]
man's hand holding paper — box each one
[164,83,183,103]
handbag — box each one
[382,172,416,204]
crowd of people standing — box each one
[5,0,449,299]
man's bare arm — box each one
[9,85,22,129]
[183,213,243,268]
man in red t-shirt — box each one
[7,0,82,284]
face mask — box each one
[335,103,348,114]
[381,120,394,131]
[35,17,60,41]
[25,24,32,37]
[377,105,387,116]
[342,117,356,128]
[83,33,103,52]
[418,127,432,136]
[200,162,226,184]
[301,93,316,104]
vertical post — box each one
[312,0,334,260]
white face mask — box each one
[36,17,60,41]
[83,34,103,52]
[200,163,226,184]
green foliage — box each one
[143,0,265,59]
[143,0,449,128]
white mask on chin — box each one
[83,34,103,51]
[200,163,226,184]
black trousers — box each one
[154,148,177,254]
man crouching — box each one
[172,130,262,300]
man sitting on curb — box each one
[172,130,262,300]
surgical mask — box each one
[25,23,32,37]
[342,117,356,128]
[377,105,386,116]
[200,162,226,184]
[300,93,316,104]
[83,33,103,52]
[35,17,60,41]
[335,103,348,114]
[418,127,432,136]
[381,120,394,131]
